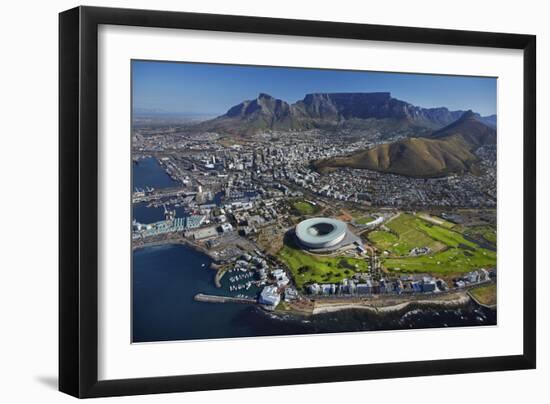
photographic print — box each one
[131,60,497,343]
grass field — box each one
[463,225,497,245]
[291,200,319,216]
[368,214,445,256]
[356,215,376,225]
[383,247,496,274]
[419,214,455,229]
[414,220,477,249]
[469,283,497,306]
[277,240,369,290]
[368,230,399,251]
[367,213,496,276]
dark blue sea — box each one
[133,202,189,224]
[132,244,496,343]
[133,157,178,190]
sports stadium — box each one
[295,217,359,252]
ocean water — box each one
[133,157,178,190]
[133,244,264,342]
[132,244,496,343]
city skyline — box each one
[132,60,497,117]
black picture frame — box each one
[59,5,536,398]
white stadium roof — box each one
[295,217,347,249]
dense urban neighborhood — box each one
[132,103,497,317]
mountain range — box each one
[193,92,496,135]
[188,91,497,178]
[313,110,496,178]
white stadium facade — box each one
[295,217,350,250]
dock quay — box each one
[132,235,220,261]
[194,293,257,305]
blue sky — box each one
[132,60,497,117]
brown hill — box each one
[314,111,496,178]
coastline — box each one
[133,237,494,319]
[311,292,471,315]
[275,290,477,318]
[133,234,218,261]
[467,290,497,310]
[133,237,230,288]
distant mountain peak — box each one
[257,92,275,100]
[458,110,477,121]
[431,109,496,147]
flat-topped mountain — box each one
[314,111,496,178]
[193,92,491,135]
[292,92,467,126]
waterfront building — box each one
[284,287,299,302]
[191,226,219,240]
[436,279,449,291]
[308,283,321,295]
[422,279,437,292]
[320,284,334,295]
[356,281,373,295]
[259,285,280,307]
[466,271,480,283]
[185,215,206,229]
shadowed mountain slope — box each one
[314,111,496,178]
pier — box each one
[133,187,196,204]
[194,293,257,305]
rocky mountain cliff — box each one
[194,92,492,135]
[292,92,467,126]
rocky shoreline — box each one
[311,292,471,315]
[275,291,476,318]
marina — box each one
[132,243,496,343]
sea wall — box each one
[310,292,471,316]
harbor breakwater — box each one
[194,293,257,304]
